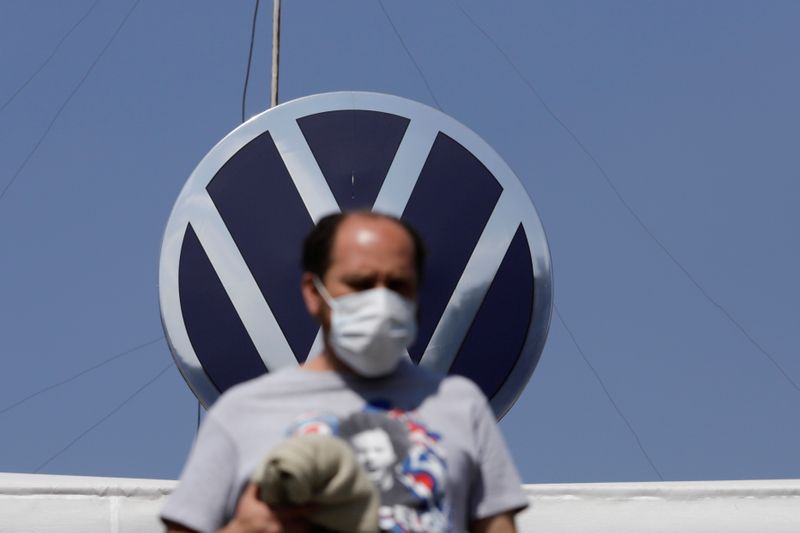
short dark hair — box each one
[301,211,426,282]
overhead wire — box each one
[376,0,442,110]
[0,1,176,472]
[0,336,164,417]
[451,0,799,393]
[186,0,264,442]
[188,0,265,440]
[0,0,102,114]
[9,0,257,469]
[203,0,262,438]
[242,0,261,123]
[196,400,202,437]
[378,2,666,476]
[33,361,174,473]
[555,306,664,480]
[0,0,143,205]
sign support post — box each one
[271,0,281,107]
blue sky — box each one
[0,1,798,483]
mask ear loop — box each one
[312,275,335,307]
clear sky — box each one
[0,1,798,484]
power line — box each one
[0,0,142,205]
[190,0,261,443]
[0,0,102,114]
[452,0,799,393]
[376,0,442,110]
[0,336,164,417]
[368,9,661,473]
[555,306,665,480]
[33,361,173,473]
[242,0,261,123]
[196,400,202,437]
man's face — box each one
[316,215,418,327]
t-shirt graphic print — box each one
[288,404,450,532]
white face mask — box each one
[313,277,417,377]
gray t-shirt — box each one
[161,361,527,532]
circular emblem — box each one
[159,92,552,418]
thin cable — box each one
[196,400,201,436]
[0,336,164,417]
[0,0,102,114]
[242,0,261,123]
[0,0,142,205]
[33,361,173,473]
[377,0,441,110]
[453,1,799,393]
[555,305,664,480]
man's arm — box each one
[470,511,517,533]
[461,380,528,533]
[165,484,312,533]
[164,522,194,533]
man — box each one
[162,211,527,532]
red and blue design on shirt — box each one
[287,404,450,532]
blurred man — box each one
[162,211,527,532]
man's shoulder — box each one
[440,372,485,394]
[403,362,482,390]
[438,373,491,412]
[398,363,489,405]
[209,366,305,415]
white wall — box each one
[1,473,799,532]
[519,479,800,533]
[0,474,172,533]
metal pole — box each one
[271,0,281,107]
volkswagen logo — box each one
[159,92,552,418]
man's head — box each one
[302,211,425,288]
[300,211,426,373]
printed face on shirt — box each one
[288,407,451,532]
[351,428,398,490]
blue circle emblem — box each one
[159,92,552,418]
